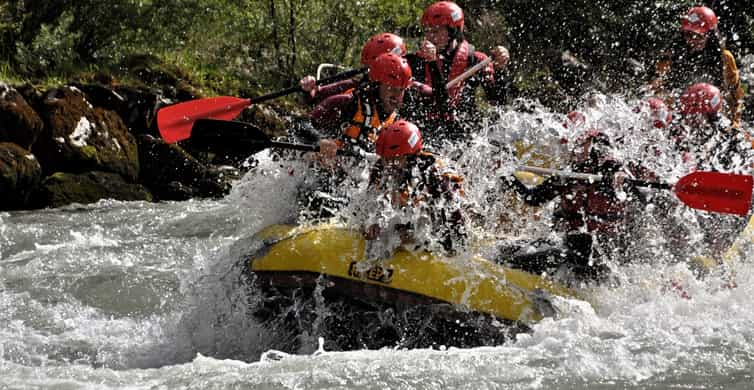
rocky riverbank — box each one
[0,80,287,211]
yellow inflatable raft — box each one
[245,224,576,325]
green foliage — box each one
[0,1,21,63]
[14,11,80,76]
[0,0,752,100]
[165,0,425,91]
[0,61,28,85]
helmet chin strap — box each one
[442,37,459,55]
[449,26,462,42]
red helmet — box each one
[679,83,722,115]
[376,120,423,158]
[421,1,464,31]
[361,33,406,67]
[635,98,672,128]
[681,6,718,35]
[369,53,412,89]
[563,111,587,129]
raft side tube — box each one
[245,225,576,323]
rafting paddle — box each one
[157,67,367,143]
[190,118,360,156]
[517,165,753,216]
[446,57,492,89]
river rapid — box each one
[2,96,754,389]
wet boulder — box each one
[32,86,139,181]
[0,142,43,210]
[112,85,166,137]
[13,83,44,110]
[73,82,166,137]
[238,104,288,137]
[0,83,44,149]
[137,135,237,200]
[71,82,128,115]
[29,171,152,209]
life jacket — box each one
[556,183,624,234]
[421,152,465,198]
[341,92,398,151]
[555,160,625,235]
[368,151,467,254]
[720,49,745,129]
[423,40,473,108]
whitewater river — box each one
[2,99,754,389]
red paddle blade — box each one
[674,171,753,216]
[156,96,251,143]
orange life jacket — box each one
[342,93,398,148]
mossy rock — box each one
[136,134,235,200]
[30,171,152,209]
[0,142,43,210]
[32,86,140,181]
[0,83,44,149]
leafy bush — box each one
[14,11,80,77]
[0,0,751,100]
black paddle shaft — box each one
[248,68,367,104]
[269,140,319,152]
[518,165,673,190]
[626,179,672,190]
[191,118,359,156]
[268,140,359,157]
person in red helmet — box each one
[671,82,752,268]
[288,53,413,220]
[298,53,412,160]
[671,82,753,171]
[299,32,410,104]
[650,6,744,128]
[499,130,657,283]
[360,33,408,69]
[405,1,512,141]
[360,120,467,255]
